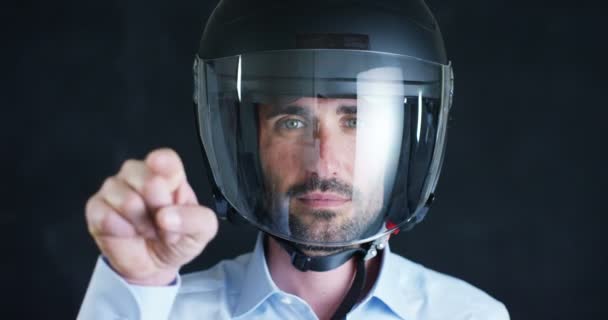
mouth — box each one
[296,192,351,208]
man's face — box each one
[257,97,386,246]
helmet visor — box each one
[194,50,453,247]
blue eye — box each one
[345,118,357,128]
[280,118,306,129]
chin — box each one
[290,216,359,244]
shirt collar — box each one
[366,243,425,319]
[233,233,425,319]
[233,233,280,318]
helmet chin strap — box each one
[271,235,366,272]
[268,234,389,319]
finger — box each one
[99,177,157,238]
[86,195,137,238]
[116,159,150,195]
[174,179,199,205]
[117,159,181,211]
[143,175,174,213]
[144,148,186,190]
[155,205,218,245]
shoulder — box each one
[388,253,510,320]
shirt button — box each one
[280,296,293,305]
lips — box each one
[296,192,350,208]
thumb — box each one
[156,205,219,245]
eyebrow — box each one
[336,105,357,115]
[263,103,358,119]
[264,105,311,119]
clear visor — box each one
[194,50,453,247]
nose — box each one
[305,122,341,179]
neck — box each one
[266,236,381,320]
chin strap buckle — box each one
[290,251,313,272]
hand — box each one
[85,148,218,285]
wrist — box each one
[101,256,179,286]
[124,269,179,286]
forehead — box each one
[288,97,357,107]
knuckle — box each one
[119,159,140,175]
[85,195,97,215]
[158,147,178,158]
[199,207,218,234]
[120,192,145,213]
[100,176,117,193]
[147,148,182,167]
[146,148,164,161]
[143,174,165,191]
[86,202,110,234]
[87,218,104,237]
[200,206,216,219]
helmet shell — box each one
[199,0,447,64]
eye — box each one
[344,118,357,128]
[279,118,306,130]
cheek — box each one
[269,145,299,171]
[260,138,304,188]
[345,137,357,172]
[335,136,356,176]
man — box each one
[78,0,510,319]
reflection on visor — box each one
[195,50,451,246]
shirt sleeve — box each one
[489,301,510,320]
[77,256,181,320]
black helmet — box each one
[194,0,453,268]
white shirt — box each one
[78,233,509,319]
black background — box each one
[6,0,607,319]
